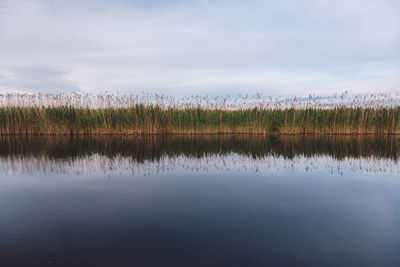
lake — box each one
[0,135,400,266]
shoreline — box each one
[1,132,400,136]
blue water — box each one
[0,136,399,266]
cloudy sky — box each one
[0,0,399,96]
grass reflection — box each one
[0,135,399,175]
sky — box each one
[0,0,399,97]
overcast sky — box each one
[0,0,399,97]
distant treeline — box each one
[1,105,400,135]
[1,135,399,161]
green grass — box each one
[1,105,400,135]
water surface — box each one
[0,135,400,266]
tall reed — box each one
[0,92,399,135]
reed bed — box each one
[1,92,400,135]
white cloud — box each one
[0,0,399,96]
[0,65,77,93]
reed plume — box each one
[0,92,399,135]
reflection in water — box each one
[1,135,399,175]
[1,135,400,266]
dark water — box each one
[1,135,400,266]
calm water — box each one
[1,135,400,266]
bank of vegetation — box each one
[1,93,399,135]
